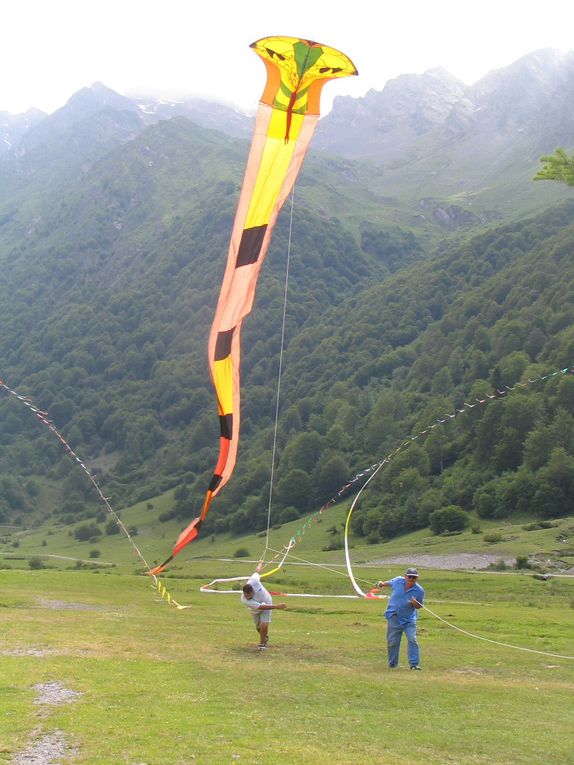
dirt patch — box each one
[11,684,82,763]
[12,730,69,765]
[1,648,52,657]
[34,682,82,707]
[37,598,108,611]
[368,553,515,570]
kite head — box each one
[251,36,358,116]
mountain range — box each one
[2,48,573,244]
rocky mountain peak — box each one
[61,82,139,119]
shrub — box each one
[105,520,120,535]
[322,536,344,551]
[28,557,45,570]
[523,522,539,531]
[74,524,102,542]
[159,509,178,523]
[89,549,101,559]
[233,547,250,558]
[515,555,531,569]
[279,506,299,524]
[484,532,503,543]
[215,517,230,534]
[429,505,469,535]
[523,520,557,531]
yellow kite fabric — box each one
[150,37,357,575]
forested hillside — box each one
[0,117,401,527]
[1,71,573,547]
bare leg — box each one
[259,622,269,645]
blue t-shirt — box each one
[384,576,425,626]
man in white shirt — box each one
[241,560,286,649]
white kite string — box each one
[420,602,574,660]
[265,186,295,555]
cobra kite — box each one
[150,36,357,575]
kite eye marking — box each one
[319,67,344,74]
[266,47,286,61]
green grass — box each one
[0,561,573,764]
[1,501,573,761]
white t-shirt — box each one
[240,572,272,611]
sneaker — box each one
[257,643,268,650]
[410,665,422,670]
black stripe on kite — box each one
[219,413,233,440]
[209,473,224,492]
[236,225,267,267]
[214,329,234,361]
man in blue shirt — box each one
[378,567,425,670]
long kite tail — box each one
[156,37,357,572]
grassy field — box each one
[1,552,573,764]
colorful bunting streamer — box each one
[0,379,189,609]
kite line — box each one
[264,186,296,557]
[0,379,189,609]
[419,602,574,660]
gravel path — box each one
[368,552,516,570]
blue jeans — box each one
[386,614,420,667]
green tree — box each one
[314,455,350,501]
[534,148,574,186]
[105,520,120,535]
[74,524,102,542]
[429,505,469,534]
[523,425,554,471]
[390,467,428,497]
[280,432,323,473]
[474,481,498,519]
[275,468,312,513]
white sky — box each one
[3,0,574,116]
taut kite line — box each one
[150,36,357,575]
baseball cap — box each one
[406,568,419,577]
